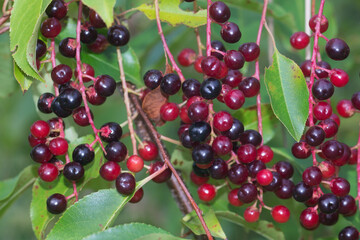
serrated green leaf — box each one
[233,104,278,144]
[0,33,17,97]
[264,48,309,142]
[0,165,37,217]
[82,0,116,28]
[170,147,193,181]
[137,0,207,28]
[10,0,50,84]
[215,211,285,240]
[31,135,103,240]
[14,62,33,92]
[83,223,184,240]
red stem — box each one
[206,0,212,56]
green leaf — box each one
[137,0,207,28]
[170,146,193,181]
[83,223,184,240]
[31,135,103,240]
[82,0,116,28]
[182,205,227,239]
[0,33,17,97]
[82,46,142,86]
[264,47,309,142]
[215,211,285,240]
[233,104,278,144]
[0,165,37,217]
[14,61,33,92]
[10,0,50,84]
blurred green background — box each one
[1,0,360,239]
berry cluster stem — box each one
[154,0,185,82]
[206,0,212,56]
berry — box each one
[58,88,82,110]
[238,42,260,62]
[160,73,181,95]
[41,18,61,38]
[47,193,67,214]
[189,121,211,142]
[337,100,355,118]
[192,144,214,169]
[201,56,221,77]
[263,171,282,191]
[224,50,244,70]
[74,63,95,83]
[130,188,144,204]
[181,130,196,148]
[309,14,329,33]
[126,155,144,173]
[330,113,341,126]
[59,38,76,58]
[319,212,339,226]
[143,69,163,90]
[237,144,257,164]
[305,126,325,146]
[256,169,273,186]
[290,32,310,49]
[302,166,322,186]
[149,161,172,183]
[331,177,350,197]
[188,101,209,122]
[238,77,260,97]
[247,160,265,178]
[222,70,242,88]
[46,0,67,19]
[86,85,106,105]
[212,136,232,156]
[190,171,209,186]
[349,149,358,165]
[38,92,54,114]
[160,103,179,121]
[197,183,216,202]
[325,38,350,61]
[312,79,334,100]
[51,65,72,85]
[138,141,158,161]
[72,144,94,165]
[209,1,230,23]
[244,207,260,223]
[318,119,338,138]
[211,40,226,60]
[313,102,332,120]
[200,78,222,100]
[332,143,351,166]
[321,140,344,160]
[107,25,130,46]
[49,137,68,155]
[31,144,53,163]
[182,78,201,98]
[239,130,262,147]
[72,107,91,126]
[275,178,294,199]
[31,120,50,138]
[115,173,136,195]
[95,75,116,97]
[339,195,356,215]
[38,163,58,182]
[237,183,257,203]
[318,193,339,213]
[318,160,336,178]
[299,208,319,230]
[213,111,233,131]
[89,9,106,28]
[47,118,62,137]
[338,226,359,240]
[177,48,196,66]
[80,22,98,44]
[194,56,204,73]
[192,163,210,178]
[228,188,243,206]
[208,158,228,179]
[315,61,332,78]
[330,69,349,87]
[99,122,122,142]
[100,161,121,181]
[300,60,311,77]
[221,22,241,43]
[257,145,273,163]
[292,141,311,159]
[271,205,290,223]
[351,92,360,110]
[222,118,244,140]
[105,141,127,162]
[28,134,46,147]
[36,39,47,59]
[224,89,245,109]
[87,34,108,53]
[63,162,84,181]
[227,164,248,185]
[293,181,312,202]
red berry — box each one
[337,100,355,118]
[126,155,144,173]
[330,177,350,197]
[330,69,349,87]
[149,161,172,183]
[238,42,260,62]
[178,48,196,66]
[215,61,228,79]
[28,134,46,147]
[330,113,341,126]
[49,137,68,155]
[74,63,95,82]
[41,18,62,38]
[72,107,92,127]
[197,183,216,202]
[318,161,336,178]
[348,149,358,165]
[213,111,233,132]
[179,106,192,124]
[160,102,179,121]
[38,163,58,182]
[271,205,290,223]
[224,89,245,110]
[194,56,204,73]
[129,188,144,203]
[257,145,274,163]
[313,102,332,120]
[290,32,310,49]
[212,136,232,156]
[256,169,273,186]
[31,120,50,138]
[309,14,329,33]
[228,188,243,206]
[201,56,221,77]
[100,161,121,181]
[138,141,158,161]
[244,207,260,223]
[300,208,319,230]
[237,144,257,163]
[190,171,209,186]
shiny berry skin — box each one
[238,42,260,62]
[107,25,130,46]
[58,88,82,110]
[221,22,241,43]
[339,195,356,215]
[74,63,95,83]
[348,149,358,165]
[239,130,262,147]
[160,73,181,95]
[194,56,204,73]
[300,208,319,230]
[318,193,339,214]
[28,134,46,147]
[72,144,94,165]
[256,169,273,186]
[237,144,257,164]
[302,166,322,186]
[313,101,332,120]
[80,22,98,44]
[331,177,350,197]
[224,89,245,109]
[192,144,214,169]
[38,163,58,182]
[126,155,144,173]
[213,111,233,132]
[130,188,144,204]
[238,77,260,97]
[222,70,242,88]
[293,181,312,202]
[257,145,273,163]
[309,14,328,33]
[263,171,282,192]
[351,92,360,110]
[275,178,294,199]
[116,173,136,195]
[197,183,216,202]
[100,161,121,181]
[300,60,311,77]
[325,38,350,61]
[51,64,72,85]
[318,160,336,178]
[330,69,349,87]
[59,38,76,58]
[138,141,158,161]
[182,78,201,98]
[228,188,243,206]
[200,78,222,100]
[72,107,91,127]
[290,32,310,49]
[192,163,210,178]
[31,120,50,138]
[89,9,106,28]
[332,143,351,166]
[160,103,179,121]
[46,0,67,19]
[86,85,106,105]
[271,205,290,223]
[99,122,122,143]
[188,101,208,122]
[315,61,332,78]
[189,121,211,142]
[305,126,325,146]
[87,34,108,53]
[211,40,226,60]
[330,113,341,126]
[208,159,228,179]
[224,50,244,70]
[247,160,265,178]
[312,79,334,100]
[338,226,359,240]
[49,137,68,156]
[63,162,84,181]
[38,92,54,114]
[36,39,47,59]
[149,161,172,183]
[237,183,257,203]
[177,48,196,66]
[244,207,260,223]
[209,1,230,23]
[337,100,355,118]
[190,171,209,186]
[321,140,344,160]
[222,118,244,140]
[227,164,248,185]
[95,75,116,97]
[143,69,162,90]
[41,18,61,38]
[201,56,221,77]
[212,136,232,156]
[47,193,67,214]
[319,212,339,226]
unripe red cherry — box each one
[197,183,216,202]
[100,161,121,181]
[330,177,350,197]
[271,205,290,223]
[31,120,50,138]
[300,208,319,230]
[49,137,68,156]
[309,14,329,33]
[330,69,349,87]
[160,102,179,121]
[38,163,59,182]
[190,171,209,186]
[177,48,196,66]
[138,141,158,161]
[257,145,274,163]
[213,111,233,132]
[244,207,260,223]
[228,188,243,207]
[126,155,144,173]
[290,32,310,49]
[318,161,336,179]
[313,102,332,120]
[224,89,245,110]
[256,169,273,186]
[337,100,355,118]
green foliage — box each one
[82,0,116,28]
[0,33,17,97]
